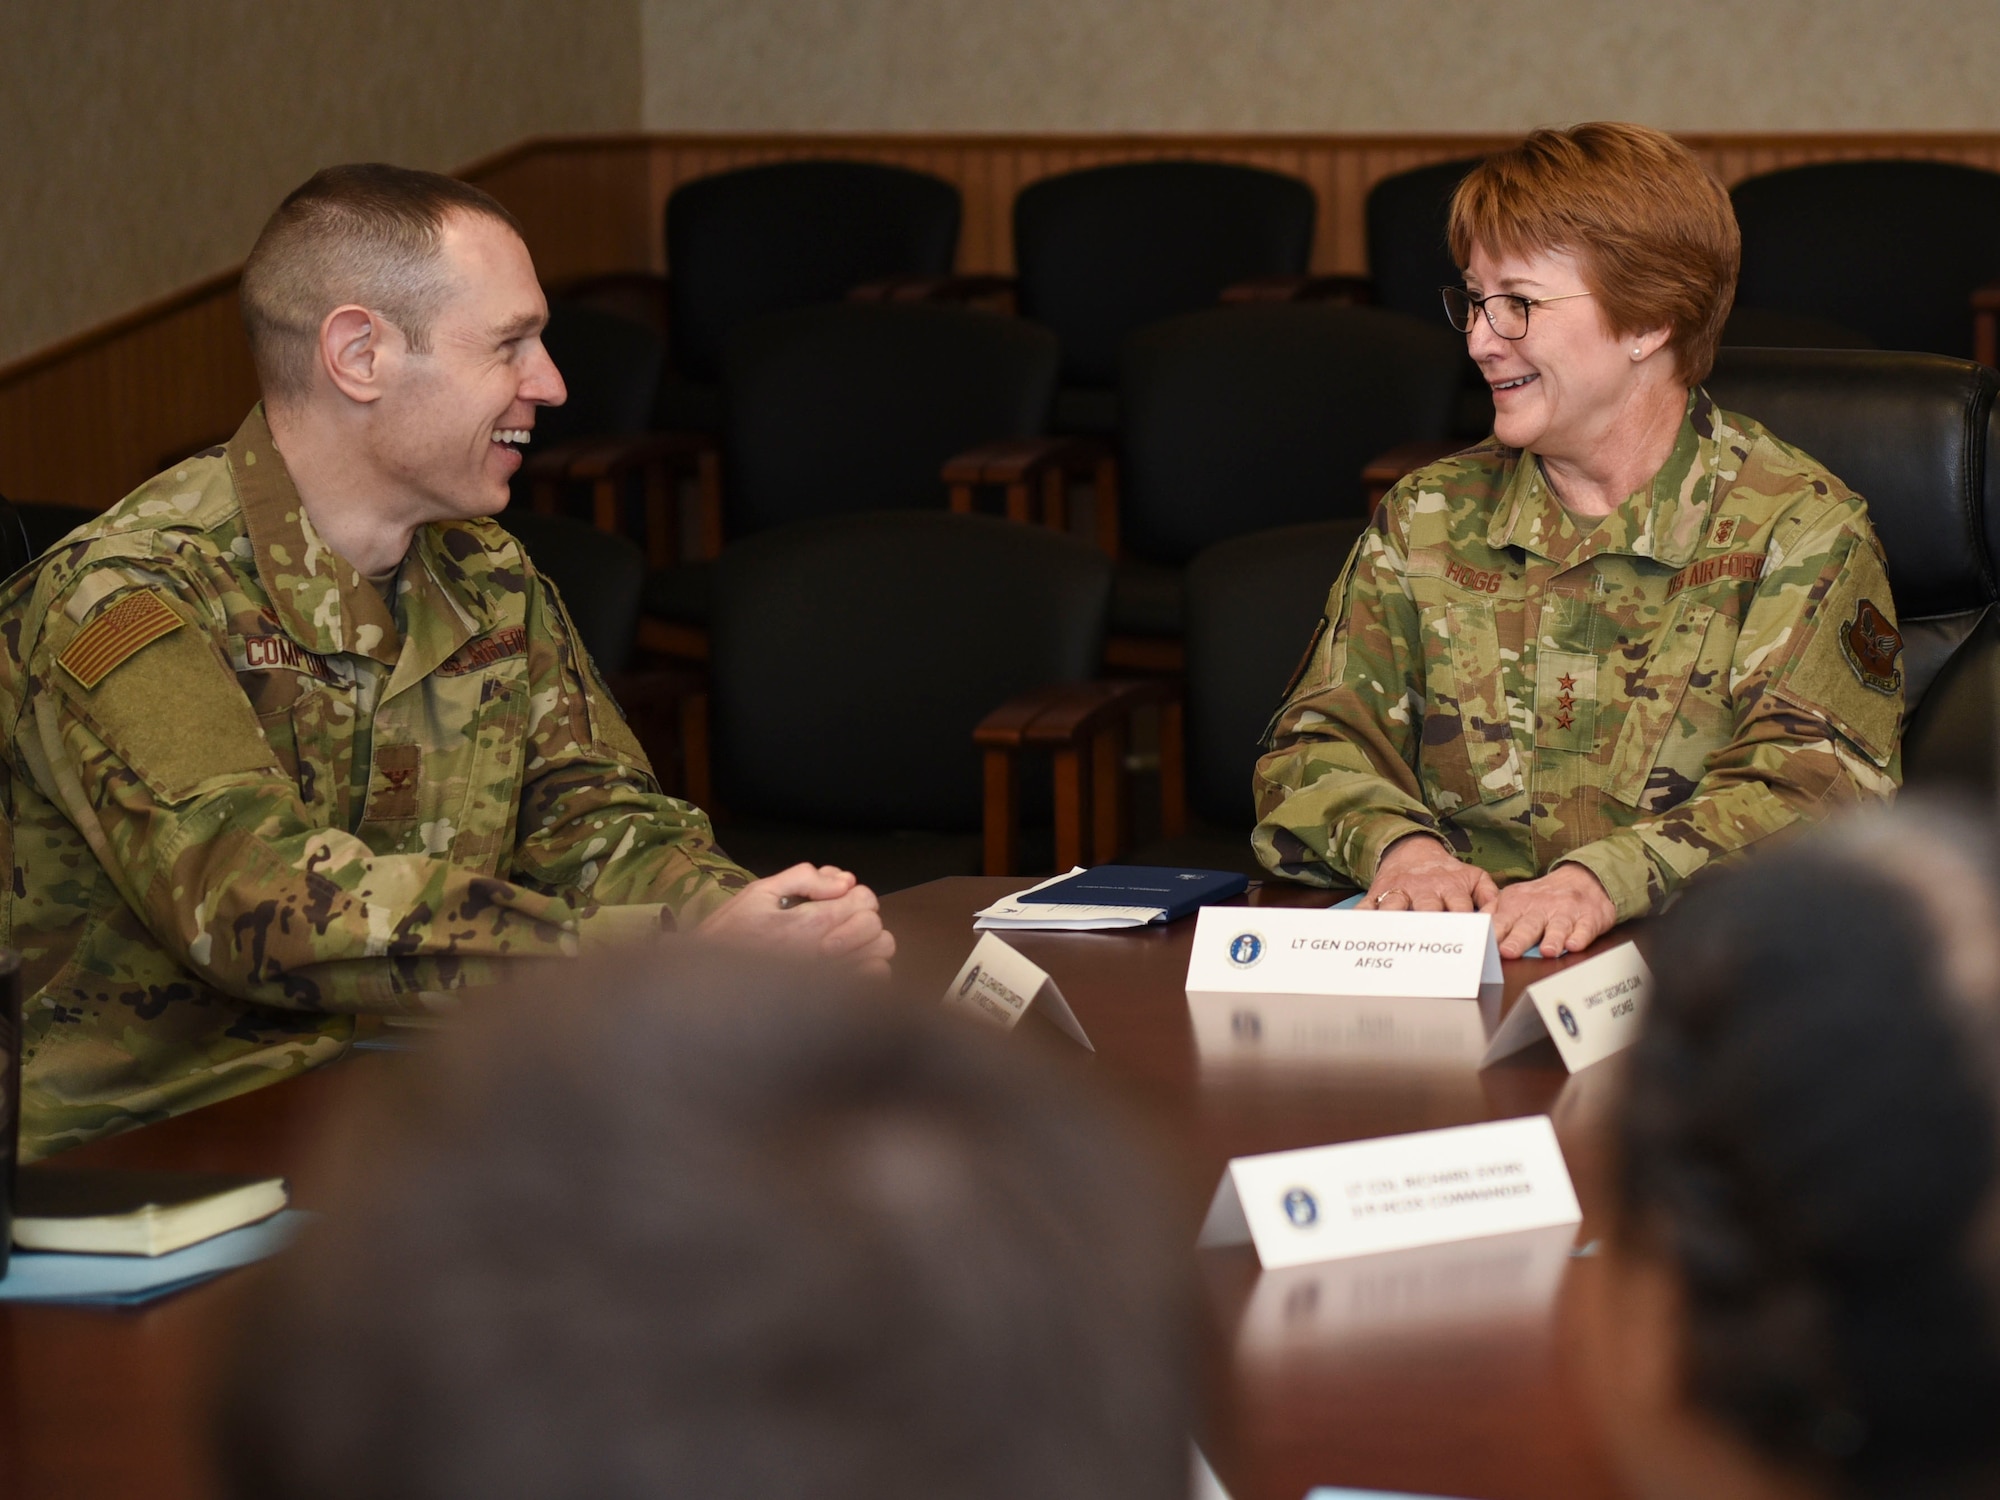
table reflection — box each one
[1230,1222,1578,1361]
[1187,987,1507,1073]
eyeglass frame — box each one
[1440,285,1593,339]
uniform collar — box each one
[229,405,402,665]
[226,406,508,684]
[1485,387,1729,571]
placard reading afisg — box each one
[1185,906,1501,1000]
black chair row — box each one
[660,348,2000,893]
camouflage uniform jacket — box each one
[0,406,752,1159]
[1253,389,1903,918]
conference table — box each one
[0,876,1632,1500]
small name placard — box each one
[1185,906,1501,999]
[942,932,1093,1050]
[1480,940,1652,1072]
[1197,1116,1580,1269]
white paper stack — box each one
[972,869,1164,931]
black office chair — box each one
[662,159,962,428]
[1731,160,2000,359]
[639,302,1060,644]
[701,510,1112,892]
[517,299,673,533]
[1127,519,1368,876]
[1706,348,1998,722]
[1705,349,2000,802]
[1013,160,1317,434]
[1361,157,1493,439]
[1107,303,1461,646]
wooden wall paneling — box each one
[470,136,657,288]
[18,132,2000,511]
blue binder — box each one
[1015,865,1248,923]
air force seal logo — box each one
[1226,932,1265,968]
[1282,1188,1319,1227]
[1557,1003,1580,1038]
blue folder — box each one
[1016,865,1248,922]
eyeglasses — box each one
[1441,286,1592,339]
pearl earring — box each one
[1632,347,1643,359]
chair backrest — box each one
[1013,161,1317,389]
[532,299,664,449]
[1183,520,1368,828]
[495,512,646,676]
[1364,157,1483,323]
[721,303,1058,537]
[1117,303,1462,565]
[666,160,962,383]
[710,511,1111,831]
[1731,160,2000,360]
[1705,348,2000,711]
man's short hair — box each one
[1448,122,1740,386]
[239,163,524,404]
[218,949,1195,1500]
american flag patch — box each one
[58,589,184,689]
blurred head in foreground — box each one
[1573,806,2000,1500]
[219,949,1193,1500]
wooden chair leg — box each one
[1979,307,1998,369]
[680,692,713,814]
[1052,744,1090,871]
[696,450,725,559]
[1005,480,1032,523]
[592,476,619,534]
[643,461,676,569]
[1091,722,1125,863]
[1042,467,1068,532]
[983,748,1020,875]
[1093,456,1120,558]
[1158,698,1187,839]
[949,483,976,514]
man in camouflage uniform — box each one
[0,165,891,1159]
[1254,388,1902,951]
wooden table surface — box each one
[1,877,1630,1500]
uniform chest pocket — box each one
[1606,600,1717,809]
[378,669,531,871]
[1417,601,1525,813]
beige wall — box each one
[641,0,2000,134]
[0,0,641,367]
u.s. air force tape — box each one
[58,589,184,689]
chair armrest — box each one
[942,437,1120,554]
[525,432,723,565]
[1363,439,1462,507]
[850,274,1017,310]
[1222,274,1376,305]
[975,679,1183,874]
[603,668,712,807]
[1975,282,2000,367]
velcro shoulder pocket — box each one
[52,597,280,803]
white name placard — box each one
[942,932,1093,1050]
[1480,941,1651,1072]
[1186,906,1501,999]
[1196,1116,1580,1269]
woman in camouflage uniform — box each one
[1254,123,1902,958]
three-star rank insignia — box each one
[1840,598,1903,695]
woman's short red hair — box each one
[1448,123,1740,386]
